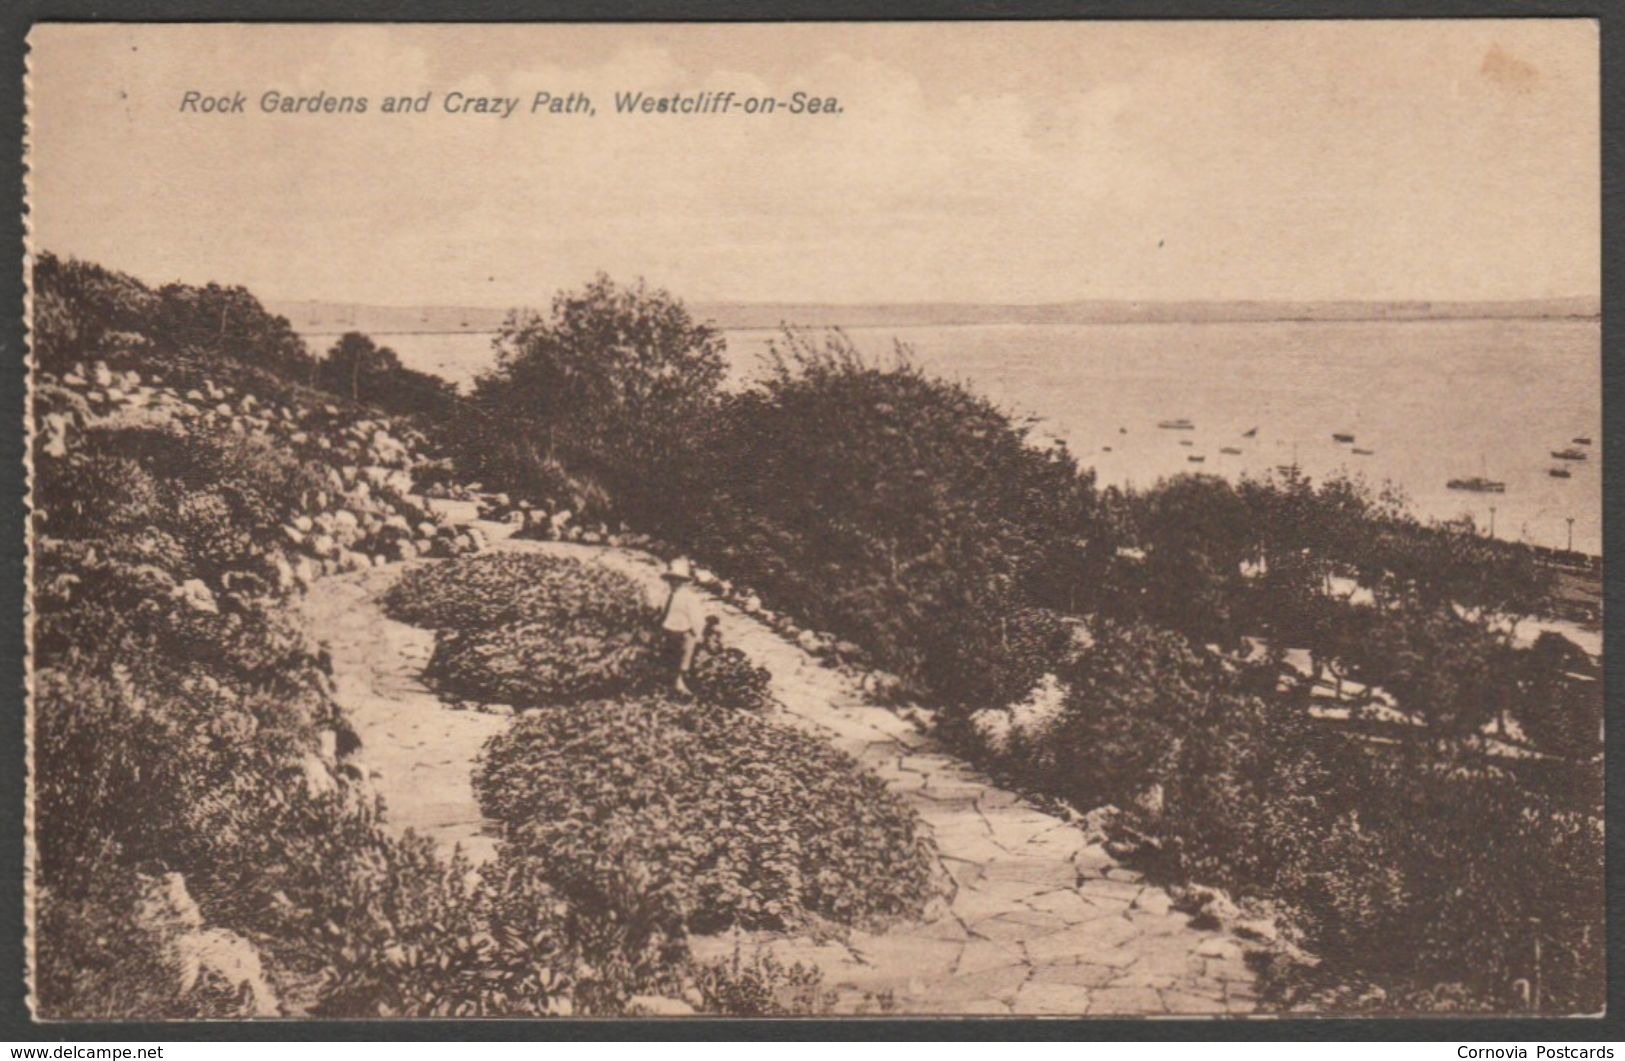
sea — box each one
[369,317,1601,556]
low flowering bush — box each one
[690,944,828,1016]
[391,552,777,715]
[383,552,647,632]
[474,698,938,934]
[426,613,656,708]
[687,639,775,713]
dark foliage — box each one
[464,274,726,523]
[383,551,646,632]
[672,330,1095,705]
[316,332,459,420]
[475,698,938,933]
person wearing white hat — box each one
[658,556,707,697]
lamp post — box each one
[1567,517,1575,554]
[1489,505,1496,539]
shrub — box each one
[467,274,726,523]
[34,862,247,1020]
[390,552,774,714]
[930,603,1079,718]
[426,614,656,708]
[474,698,937,934]
[1512,632,1602,760]
[672,330,1093,705]
[688,645,774,713]
[691,944,828,1016]
[382,552,647,633]
[974,617,1604,1014]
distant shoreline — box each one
[291,314,1601,339]
[280,300,1600,338]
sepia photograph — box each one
[21,19,1602,1021]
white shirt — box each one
[660,582,708,635]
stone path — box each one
[302,525,1261,1016]
[499,537,1262,1017]
[301,566,507,865]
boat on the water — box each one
[1447,476,1506,493]
[1158,418,1195,430]
[1551,447,1587,461]
[1549,467,1572,479]
[1573,437,1592,445]
[1352,447,1374,456]
[1178,439,1193,447]
[1332,432,1355,443]
[1219,446,1242,455]
[1242,427,1258,438]
[1187,455,1206,463]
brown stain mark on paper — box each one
[1481,43,1540,95]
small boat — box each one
[1447,477,1506,493]
[1178,439,1194,447]
[1332,432,1355,444]
[1102,446,1113,453]
[1187,455,1206,463]
[1352,447,1374,456]
[1242,427,1258,438]
[1551,447,1587,461]
[1219,446,1242,455]
[1549,467,1572,479]
[1573,437,1592,445]
[1158,418,1195,430]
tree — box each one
[671,329,1096,702]
[155,281,313,381]
[1123,474,1253,646]
[31,254,162,372]
[1513,632,1602,759]
[471,274,726,523]
[320,332,404,403]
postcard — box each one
[24,20,1601,1020]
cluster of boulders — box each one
[488,495,650,548]
[45,356,919,712]
[39,359,484,592]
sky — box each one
[27,21,1599,307]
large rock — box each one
[174,579,218,614]
[332,509,361,543]
[625,995,696,1017]
[268,552,297,592]
[136,873,279,1017]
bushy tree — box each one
[320,332,403,402]
[315,332,457,418]
[1513,632,1602,760]
[31,254,162,371]
[154,280,313,381]
[470,274,726,522]
[674,329,1095,703]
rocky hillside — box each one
[31,346,483,1018]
